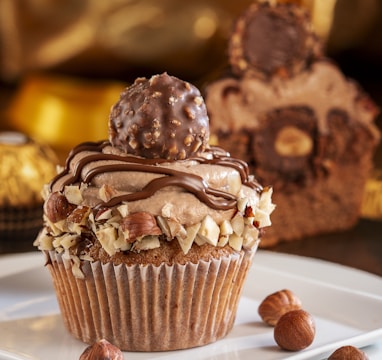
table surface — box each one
[270,218,382,277]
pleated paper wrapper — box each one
[46,248,256,351]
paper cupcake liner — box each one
[46,248,256,351]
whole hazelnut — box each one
[328,345,369,359]
[44,191,76,223]
[274,309,315,351]
[79,339,123,360]
[258,289,302,326]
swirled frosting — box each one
[50,140,261,222]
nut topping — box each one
[44,192,76,223]
[99,184,117,202]
[120,211,162,242]
[67,206,90,224]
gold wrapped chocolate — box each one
[0,131,58,207]
[6,75,125,156]
[0,131,58,252]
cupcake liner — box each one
[46,248,256,351]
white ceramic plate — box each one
[0,250,381,360]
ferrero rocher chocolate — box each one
[0,131,58,252]
[109,73,209,160]
[229,1,322,79]
[0,132,58,206]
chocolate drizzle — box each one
[50,141,262,211]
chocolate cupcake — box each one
[34,73,274,351]
[205,1,380,246]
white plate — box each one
[0,250,382,360]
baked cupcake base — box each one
[46,246,256,351]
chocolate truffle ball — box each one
[109,73,210,160]
[229,2,322,79]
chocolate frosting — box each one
[109,73,210,160]
[206,61,379,136]
[50,141,262,212]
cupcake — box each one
[0,131,58,253]
[34,73,275,351]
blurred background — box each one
[0,0,381,157]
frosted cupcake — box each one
[34,73,274,351]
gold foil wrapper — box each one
[6,75,125,156]
[0,131,58,207]
[361,170,382,220]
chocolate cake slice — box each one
[205,1,380,246]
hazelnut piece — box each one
[274,309,315,351]
[328,345,369,360]
[79,339,123,360]
[258,289,302,326]
[44,191,76,223]
[120,211,162,242]
[274,126,313,157]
